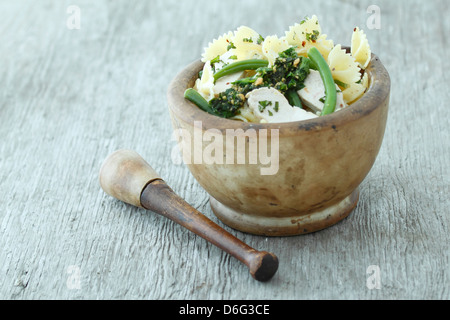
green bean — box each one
[213,59,269,82]
[307,47,337,116]
[309,59,318,71]
[184,88,216,115]
[286,89,303,109]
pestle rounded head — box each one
[99,149,161,208]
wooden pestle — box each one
[99,149,279,282]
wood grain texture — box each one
[0,0,448,299]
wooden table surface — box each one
[1,0,448,300]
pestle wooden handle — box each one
[99,149,279,282]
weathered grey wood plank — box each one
[0,0,448,300]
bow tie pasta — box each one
[351,27,371,69]
[262,35,291,67]
[327,44,361,86]
[285,15,334,61]
[201,31,234,63]
[187,16,373,123]
[232,26,265,61]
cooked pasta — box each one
[233,26,264,61]
[194,62,215,101]
[261,35,290,67]
[327,44,361,86]
[351,27,371,69]
[285,15,334,60]
[342,82,365,104]
[201,31,234,63]
[285,15,322,44]
[230,106,255,122]
[361,71,369,89]
[309,34,334,61]
[342,73,369,104]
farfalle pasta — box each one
[186,16,373,123]
[262,35,290,67]
[285,15,334,60]
[194,62,215,101]
[232,26,264,61]
[342,72,369,104]
[201,31,234,63]
[351,27,371,69]
[327,44,361,86]
[285,15,322,44]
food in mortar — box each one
[184,16,371,123]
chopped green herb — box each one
[266,47,311,93]
[209,88,246,118]
[210,55,225,72]
[210,56,227,73]
[274,101,279,112]
[258,100,272,112]
[229,55,238,60]
[210,55,221,65]
[227,42,236,50]
[334,79,350,89]
[232,77,256,86]
[300,16,311,25]
[305,30,320,42]
[257,34,264,45]
[232,47,311,95]
[268,110,273,116]
[243,37,253,43]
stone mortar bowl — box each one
[167,52,390,236]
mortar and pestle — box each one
[99,51,389,282]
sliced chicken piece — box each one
[298,70,346,113]
[213,73,244,95]
[246,87,318,123]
